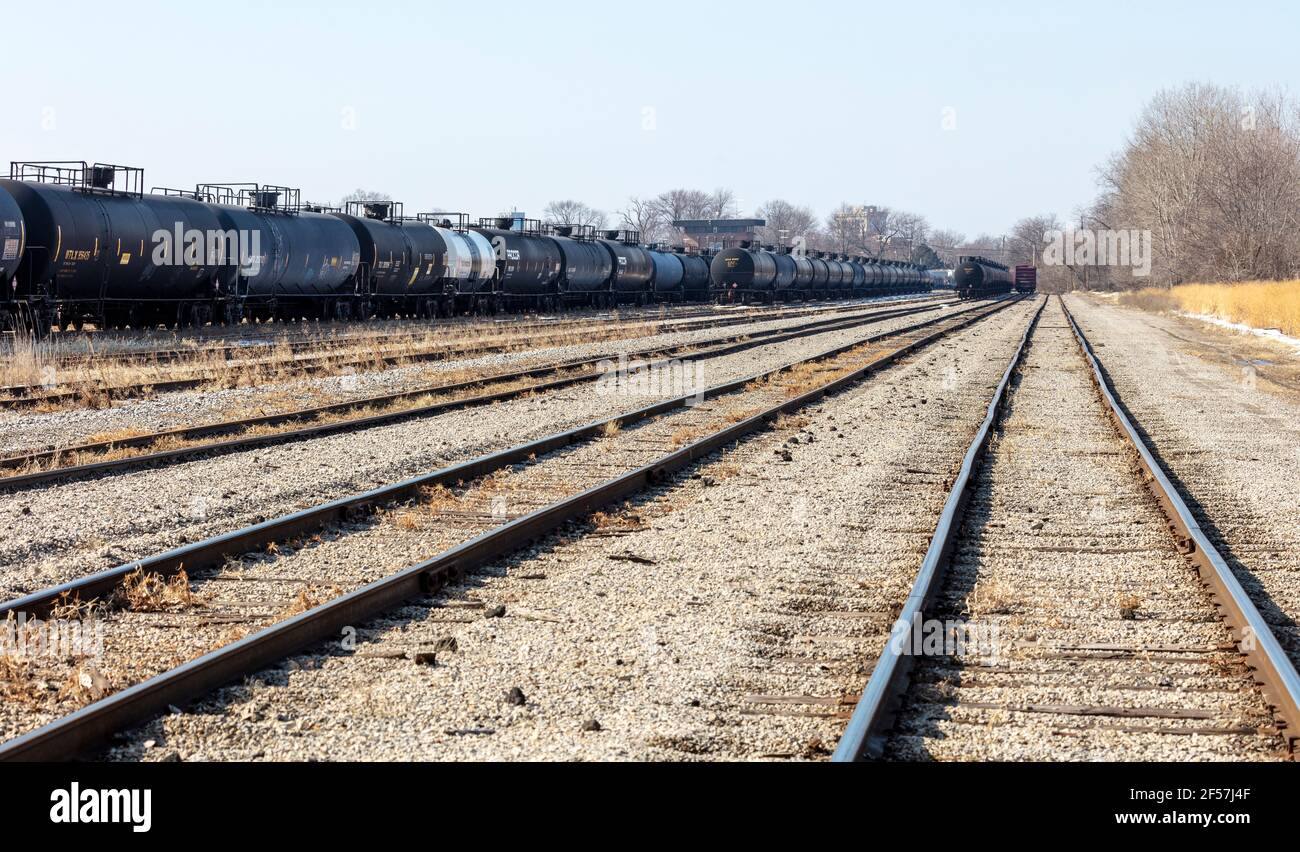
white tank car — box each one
[430,226,497,294]
[464,229,497,288]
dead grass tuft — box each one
[282,584,344,617]
[969,578,1018,616]
[0,653,47,703]
[121,568,203,613]
[57,665,111,705]
[1118,593,1144,621]
[48,592,103,621]
[393,511,423,532]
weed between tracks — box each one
[282,585,344,618]
[5,365,595,477]
[121,568,203,613]
[7,314,677,410]
[969,578,1019,616]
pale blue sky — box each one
[5,0,1294,237]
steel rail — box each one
[0,299,965,490]
[0,299,1028,761]
[1061,297,1300,753]
[833,297,1047,762]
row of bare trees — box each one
[541,189,739,241]
[754,201,1006,266]
[1077,83,1300,289]
[540,190,1011,268]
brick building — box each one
[672,219,766,252]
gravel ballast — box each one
[1065,295,1300,673]
[100,300,1042,762]
[885,298,1284,762]
[0,301,970,601]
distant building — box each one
[672,219,766,251]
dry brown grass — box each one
[120,568,203,613]
[669,426,709,448]
[210,623,253,652]
[417,484,460,514]
[590,509,647,534]
[0,654,44,703]
[57,665,111,704]
[969,578,1018,616]
[0,334,57,389]
[1118,593,1144,621]
[282,584,344,617]
[706,461,743,481]
[84,427,151,445]
[19,313,678,409]
[723,406,765,424]
[1117,288,1179,313]
[1121,280,1300,337]
[393,511,423,532]
[48,592,103,621]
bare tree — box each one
[543,199,607,230]
[652,189,712,245]
[823,203,871,255]
[1098,83,1300,286]
[617,196,666,243]
[867,208,929,260]
[755,199,819,248]
[340,188,392,205]
[653,188,712,222]
[703,188,740,219]
[928,229,967,267]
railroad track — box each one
[0,295,1025,761]
[0,301,744,359]
[26,301,830,369]
[0,298,937,408]
[833,296,1300,762]
[0,298,968,489]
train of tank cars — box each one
[952,256,1039,300]
[0,161,945,335]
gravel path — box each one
[0,300,967,602]
[0,299,937,456]
[1065,295,1300,674]
[98,300,1041,762]
[884,298,1284,762]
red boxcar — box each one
[1014,265,1038,294]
